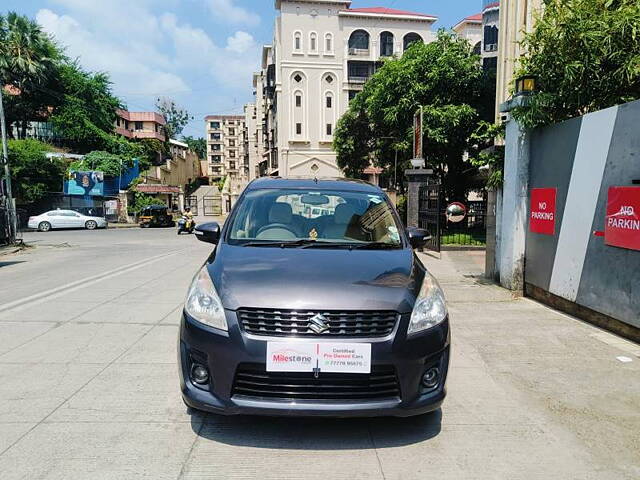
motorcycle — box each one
[177,216,195,235]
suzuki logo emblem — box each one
[309,314,330,334]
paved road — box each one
[0,229,638,479]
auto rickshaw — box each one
[138,205,175,228]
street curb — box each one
[106,223,140,229]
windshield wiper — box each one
[242,239,325,248]
[349,242,401,250]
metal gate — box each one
[185,196,198,215]
[418,183,442,252]
[203,196,221,216]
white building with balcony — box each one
[255,0,437,178]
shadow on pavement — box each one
[0,261,26,267]
[188,408,442,449]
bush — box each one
[8,139,65,203]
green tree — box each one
[7,139,65,202]
[333,95,373,179]
[69,151,135,177]
[182,136,206,159]
[334,32,495,200]
[513,0,640,128]
[155,97,192,138]
[0,12,63,138]
[49,62,123,152]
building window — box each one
[348,90,359,102]
[296,94,302,107]
[310,32,317,53]
[326,124,332,136]
[380,31,394,57]
[484,25,499,50]
[325,33,333,54]
[403,33,423,51]
[229,128,235,135]
[134,121,143,130]
[294,31,302,52]
[229,139,235,147]
[116,118,121,127]
[348,30,370,50]
[212,144,221,151]
[229,150,236,158]
[296,123,302,135]
[210,121,220,129]
[326,95,332,108]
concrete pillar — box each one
[404,169,433,228]
[497,105,531,292]
[485,188,498,280]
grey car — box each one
[179,177,450,417]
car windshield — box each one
[227,188,402,247]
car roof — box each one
[246,176,383,193]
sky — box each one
[2,0,483,139]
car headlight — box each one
[408,272,448,334]
[185,266,227,331]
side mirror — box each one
[406,227,432,249]
[195,222,220,244]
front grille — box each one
[237,308,398,337]
[232,364,400,401]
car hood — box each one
[207,244,425,313]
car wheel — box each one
[38,221,51,232]
[85,220,97,230]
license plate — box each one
[266,342,371,374]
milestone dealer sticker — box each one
[266,342,371,374]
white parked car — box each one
[28,210,108,232]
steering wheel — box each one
[255,223,298,239]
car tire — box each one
[85,220,97,230]
[38,221,51,232]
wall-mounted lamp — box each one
[515,75,537,96]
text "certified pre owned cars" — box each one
[179,177,450,417]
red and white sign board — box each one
[605,186,640,251]
[530,188,557,235]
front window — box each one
[227,188,402,247]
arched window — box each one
[324,33,333,54]
[322,73,336,140]
[380,31,394,57]
[473,41,481,56]
[294,31,302,52]
[309,32,318,53]
[291,72,306,138]
[403,32,423,51]
[348,29,370,50]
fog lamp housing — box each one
[191,364,209,385]
[422,367,440,389]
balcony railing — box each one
[347,76,369,84]
[348,48,370,56]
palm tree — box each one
[0,12,62,138]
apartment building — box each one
[481,1,500,73]
[452,14,482,52]
[115,109,166,142]
[496,0,545,112]
[253,0,438,178]
[204,115,247,181]
[243,103,260,180]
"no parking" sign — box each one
[530,188,557,235]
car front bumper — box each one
[179,310,450,417]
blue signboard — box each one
[64,171,105,196]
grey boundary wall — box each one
[525,99,640,337]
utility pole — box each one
[0,87,16,244]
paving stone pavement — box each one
[0,230,638,479]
